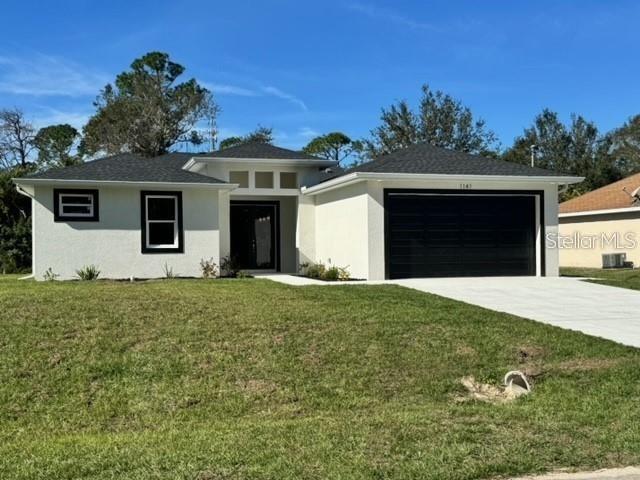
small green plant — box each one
[43,267,59,281]
[75,265,100,281]
[200,258,218,279]
[305,262,326,279]
[162,262,176,279]
[323,266,340,281]
[236,270,254,279]
[220,255,241,278]
[337,266,351,281]
[300,261,351,281]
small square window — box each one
[229,171,249,188]
[255,171,274,189]
[279,172,297,189]
[54,189,99,222]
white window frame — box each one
[58,193,95,218]
[144,194,179,249]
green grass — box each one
[562,267,640,291]
[1,277,639,479]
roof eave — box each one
[12,178,237,190]
[302,172,584,196]
[185,156,338,170]
[559,205,640,218]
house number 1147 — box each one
[458,183,472,189]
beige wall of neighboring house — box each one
[558,211,640,268]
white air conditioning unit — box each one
[602,253,626,269]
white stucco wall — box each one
[313,182,370,279]
[32,185,221,280]
[559,213,640,268]
[304,179,561,280]
[296,194,316,267]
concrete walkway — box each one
[508,466,640,479]
[394,277,640,348]
[258,274,640,348]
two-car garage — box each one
[303,142,580,280]
[385,190,542,279]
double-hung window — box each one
[141,191,183,253]
[54,189,99,221]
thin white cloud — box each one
[203,82,260,97]
[202,79,308,111]
[0,54,108,97]
[261,86,308,111]
[347,2,439,31]
[216,127,244,139]
[31,107,91,130]
[299,127,319,138]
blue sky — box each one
[1,0,638,151]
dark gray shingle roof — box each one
[19,153,225,184]
[347,143,568,177]
[206,142,324,161]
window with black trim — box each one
[141,191,184,253]
[54,189,99,222]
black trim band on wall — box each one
[140,191,184,254]
[383,188,546,279]
[53,188,99,222]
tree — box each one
[502,109,621,197]
[608,115,640,176]
[219,126,274,150]
[0,164,33,272]
[364,84,498,158]
[502,109,571,171]
[0,108,36,167]
[303,132,363,165]
[81,51,218,157]
[34,124,81,169]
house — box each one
[13,142,581,280]
[559,172,640,268]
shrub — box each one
[76,265,100,281]
[300,262,351,281]
[162,262,176,279]
[199,258,218,279]
[323,266,340,281]
[236,270,253,279]
[337,266,351,281]
[43,267,59,281]
[220,255,241,278]
[305,262,326,279]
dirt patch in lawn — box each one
[236,379,279,396]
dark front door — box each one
[230,202,279,270]
[386,191,537,279]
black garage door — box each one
[386,191,538,279]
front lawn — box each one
[1,277,639,479]
[561,267,640,291]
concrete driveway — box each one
[394,277,640,348]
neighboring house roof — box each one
[205,142,322,161]
[560,171,640,214]
[347,143,567,177]
[15,153,226,185]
